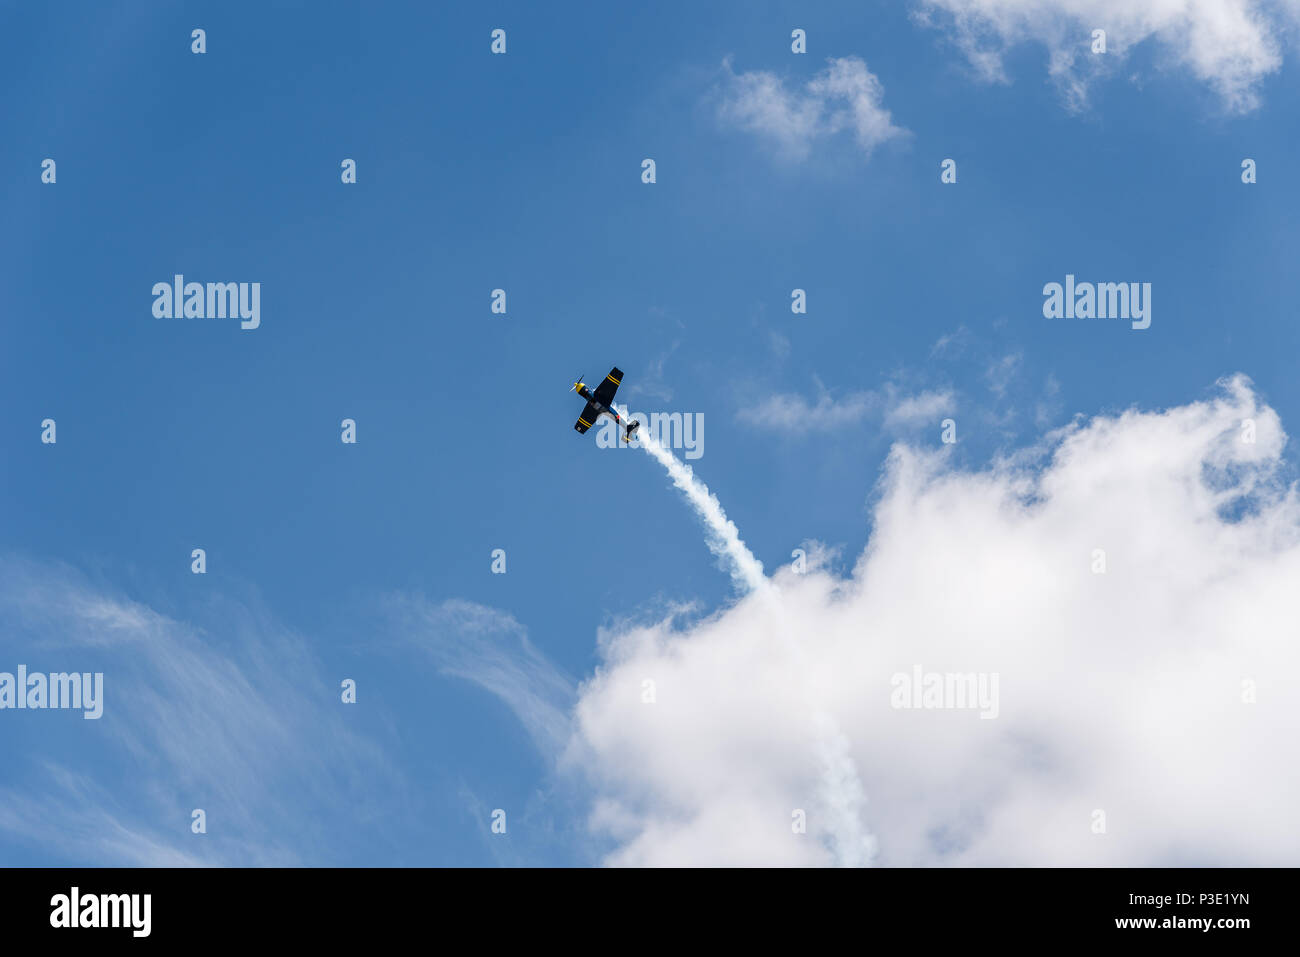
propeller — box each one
[569,373,584,393]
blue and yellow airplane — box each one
[571,367,640,441]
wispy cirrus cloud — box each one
[714,56,906,161]
[383,596,576,759]
[738,388,882,431]
[739,383,953,433]
[0,558,409,866]
[883,388,957,428]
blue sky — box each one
[3,1,1300,866]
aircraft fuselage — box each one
[576,384,622,426]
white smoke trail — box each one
[811,711,878,867]
[636,427,876,865]
[637,431,768,593]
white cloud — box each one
[917,0,1296,111]
[637,349,678,403]
[883,388,955,428]
[567,375,1300,864]
[740,384,952,433]
[385,596,576,758]
[738,389,881,431]
[715,56,906,160]
[984,352,1022,398]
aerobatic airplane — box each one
[571,367,640,441]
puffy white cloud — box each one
[715,56,906,160]
[567,376,1300,864]
[916,0,1297,111]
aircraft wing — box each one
[574,402,600,434]
[591,367,623,407]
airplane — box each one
[571,367,640,441]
